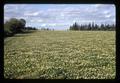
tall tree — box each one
[19,19,26,29]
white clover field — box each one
[4,31,116,79]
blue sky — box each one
[4,4,115,30]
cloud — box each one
[23,10,45,17]
[92,4,102,8]
[103,10,110,14]
[24,12,39,16]
[41,24,46,27]
[37,19,43,22]
[4,4,115,30]
[105,14,112,18]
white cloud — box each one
[37,19,43,22]
[60,13,65,17]
[24,11,40,16]
[105,14,112,18]
[92,4,102,8]
[30,19,35,22]
[41,24,46,27]
[30,19,43,23]
[103,11,109,14]
[4,4,115,30]
[85,8,98,13]
[4,17,10,23]
[48,23,57,26]
[4,16,9,20]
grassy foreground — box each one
[4,31,116,79]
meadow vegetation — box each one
[4,31,115,79]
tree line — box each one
[40,27,54,31]
[69,22,115,31]
[4,18,37,37]
[24,27,37,30]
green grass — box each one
[4,31,116,79]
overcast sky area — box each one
[4,4,115,30]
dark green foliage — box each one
[40,27,54,31]
[70,22,115,31]
[72,22,79,30]
[4,18,26,37]
[25,27,38,30]
[19,19,26,29]
[4,18,37,38]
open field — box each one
[4,31,116,79]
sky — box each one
[4,4,115,30]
